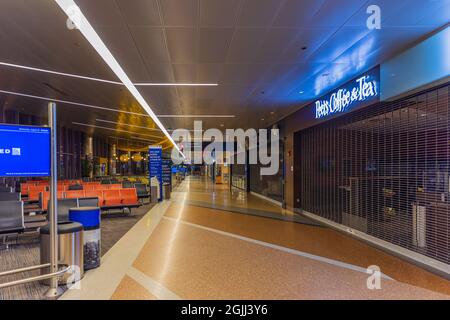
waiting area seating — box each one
[39,188,140,211]
[0,201,25,249]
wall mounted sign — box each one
[0,124,50,177]
[149,146,162,200]
[314,66,380,120]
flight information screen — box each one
[0,124,51,177]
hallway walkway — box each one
[61,177,450,300]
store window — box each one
[295,84,450,264]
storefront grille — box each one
[296,83,450,264]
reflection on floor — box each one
[62,176,450,300]
[0,204,154,300]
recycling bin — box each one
[40,221,84,286]
[162,183,171,200]
[150,185,159,203]
[69,207,101,270]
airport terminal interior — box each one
[0,0,450,301]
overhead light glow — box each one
[55,0,183,157]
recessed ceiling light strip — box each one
[0,61,122,85]
[0,61,218,86]
[72,122,163,139]
[0,89,148,117]
[55,0,182,155]
[0,89,235,119]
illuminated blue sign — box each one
[0,124,50,177]
[314,67,380,119]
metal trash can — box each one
[162,183,171,200]
[69,207,101,270]
[150,185,158,203]
[40,221,84,286]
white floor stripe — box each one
[60,201,171,300]
[127,267,182,300]
[162,216,394,280]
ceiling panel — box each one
[76,0,124,28]
[115,0,161,26]
[237,0,283,26]
[165,28,197,63]
[272,0,327,27]
[0,0,447,136]
[129,27,171,64]
[198,28,234,63]
[307,0,367,27]
[196,63,222,83]
[160,0,199,26]
[219,63,270,85]
[200,0,241,27]
[226,28,266,62]
[254,28,300,62]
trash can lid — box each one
[68,206,100,211]
[40,221,83,235]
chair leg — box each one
[1,235,9,250]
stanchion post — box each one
[44,102,63,298]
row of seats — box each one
[39,188,140,211]
[26,184,126,201]
[0,201,25,246]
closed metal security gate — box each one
[296,83,450,265]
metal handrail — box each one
[0,265,70,289]
[0,263,51,277]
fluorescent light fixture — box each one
[0,89,147,116]
[0,61,217,87]
[109,136,156,144]
[135,83,217,86]
[0,89,234,119]
[55,0,183,157]
[96,119,203,132]
[96,119,161,131]
[72,122,163,139]
[0,61,122,85]
[157,115,235,118]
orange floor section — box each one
[70,176,450,300]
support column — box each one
[83,136,94,178]
[44,102,63,298]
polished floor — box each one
[61,177,450,300]
[0,204,154,300]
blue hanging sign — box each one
[162,158,172,187]
[314,66,380,120]
[149,146,163,200]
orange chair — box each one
[83,184,97,191]
[28,190,42,202]
[109,184,122,190]
[85,190,104,206]
[103,190,122,207]
[40,191,65,211]
[65,190,86,199]
[28,185,47,192]
[120,189,139,206]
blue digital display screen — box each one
[0,124,51,177]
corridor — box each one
[61,177,450,300]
